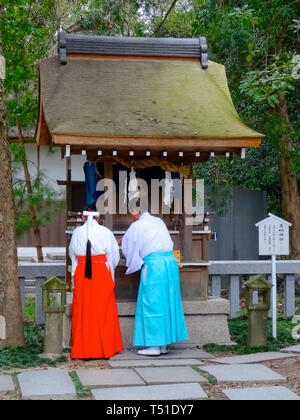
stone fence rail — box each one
[209,260,300,319]
[19,263,65,324]
[19,260,300,324]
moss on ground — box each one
[204,317,300,355]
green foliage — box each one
[204,317,300,355]
[191,0,300,214]
[0,325,45,370]
[74,0,197,37]
[69,371,93,399]
[25,297,35,323]
[0,324,68,371]
[195,137,282,214]
[0,0,58,128]
[240,57,295,107]
[1,1,67,238]
[192,366,218,385]
[75,0,146,36]
[194,157,233,216]
[10,144,65,237]
[24,324,45,351]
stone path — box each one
[135,366,207,385]
[108,359,203,368]
[18,369,76,400]
[281,344,300,353]
[201,364,286,383]
[92,383,207,401]
[223,386,300,401]
[210,352,296,365]
[0,375,14,392]
[76,368,145,388]
[0,349,299,400]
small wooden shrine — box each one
[35,33,263,345]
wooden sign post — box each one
[256,213,292,339]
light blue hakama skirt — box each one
[133,251,189,347]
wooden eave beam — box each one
[35,101,51,146]
[52,133,262,149]
[67,53,200,62]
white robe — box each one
[69,220,120,280]
[122,212,174,275]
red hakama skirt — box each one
[71,255,124,359]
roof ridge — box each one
[57,31,208,69]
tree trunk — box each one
[16,119,44,262]
[0,12,25,347]
[154,0,179,36]
[276,94,300,259]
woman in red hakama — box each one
[71,255,123,359]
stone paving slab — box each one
[92,383,207,400]
[201,364,286,383]
[281,344,300,353]
[108,359,203,368]
[18,369,76,400]
[0,375,14,392]
[111,349,213,361]
[209,352,297,365]
[76,368,145,388]
[223,386,300,401]
[135,366,207,385]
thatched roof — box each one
[8,127,35,142]
[36,34,263,154]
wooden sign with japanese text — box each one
[256,213,291,256]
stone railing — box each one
[19,263,65,324]
[209,260,300,319]
[19,260,300,323]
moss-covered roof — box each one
[38,55,263,143]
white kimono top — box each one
[122,212,174,275]
[69,220,120,280]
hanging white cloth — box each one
[163,171,174,208]
[123,172,128,204]
[128,168,140,201]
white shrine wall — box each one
[15,144,86,193]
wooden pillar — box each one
[202,234,209,261]
[66,155,72,210]
[66,154,72,290]
[182,221,193,261]
[104,159,113,230]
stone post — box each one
[19,277,25,319]
[41,277,67,359]
[229,275,240,319]
[284,275,295,318]
[36,276,46,325]
[244,275,273,347]
[211,275,221,298]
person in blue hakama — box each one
[121,209,188,356]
